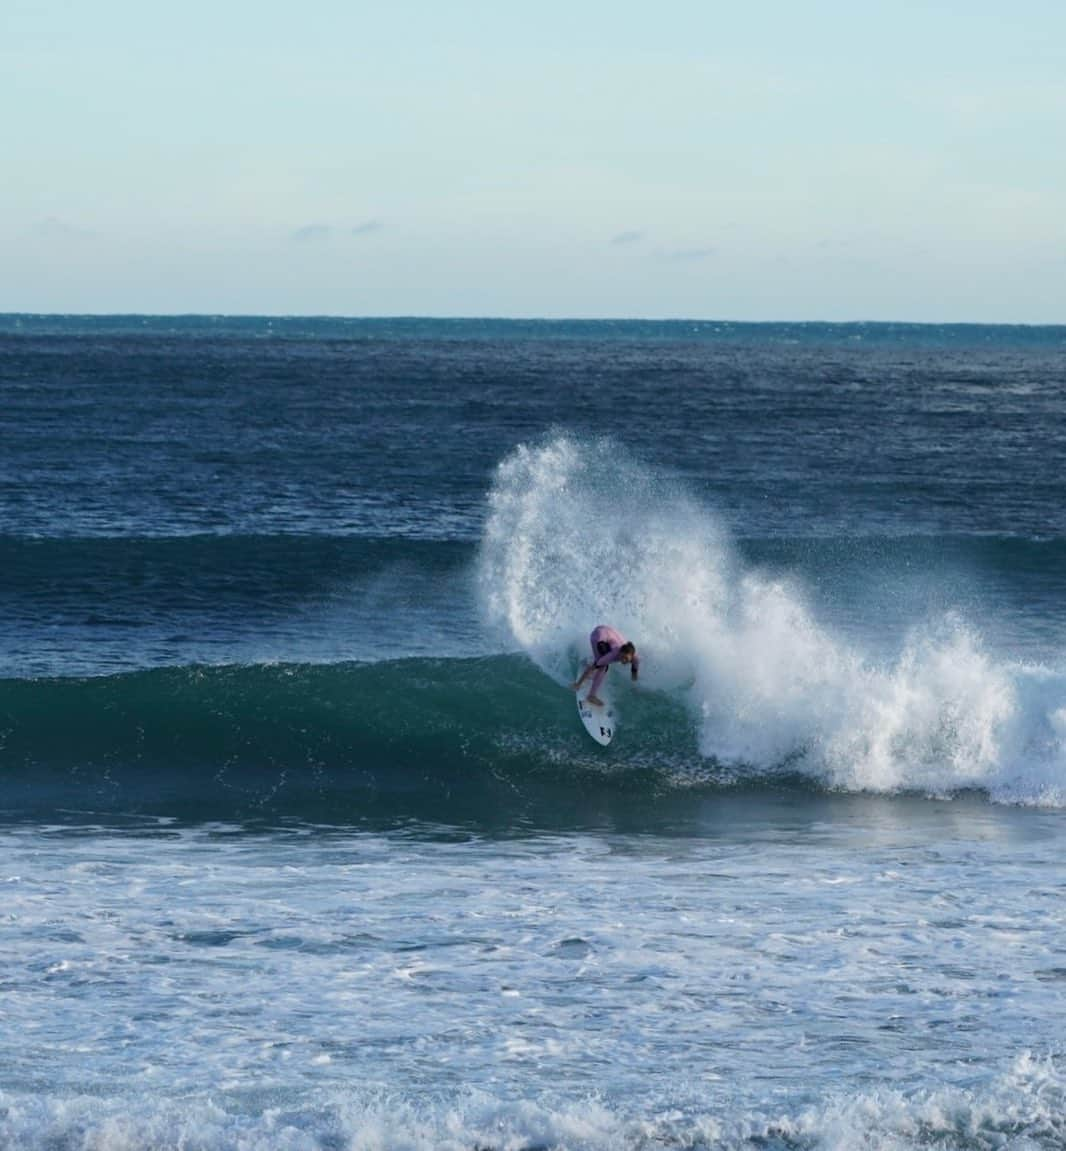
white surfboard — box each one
[577,691,616,746]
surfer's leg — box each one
[572,661,593,691]
[585,664,607,704]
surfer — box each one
[572,625,639,707]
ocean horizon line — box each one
[3,309,1065,323]
[3,311,1065,336]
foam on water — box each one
[3,1054,1065,1151]
[480,436,1066,806]
[3,817,1064,1151]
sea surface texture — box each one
[1,315,1065,1150]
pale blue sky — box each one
[3,0,1064,319]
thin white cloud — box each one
[292,224,333,243]
[29,216,95,239]
[291,221,382,243]
[659,246,716,262]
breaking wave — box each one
[478,436,1066,807]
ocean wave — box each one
[1,646,1065,825]
[478,437,1066,809]
[0,656,704,825]
[2,435,1065,820]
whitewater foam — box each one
[4,814,1065,1151]
[479,436,1066,806]
[3,1052,1062,1150]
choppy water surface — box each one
[3,799,1064,1150]
[2,317,1065,1149]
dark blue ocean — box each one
[2,315,1065,1149]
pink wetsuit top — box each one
[587,625,639,695]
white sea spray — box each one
[480,435,1066,806]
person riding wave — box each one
[572,625,639,707]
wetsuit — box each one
[587,625,639,698]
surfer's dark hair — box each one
[620,642,636,656]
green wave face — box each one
[4,648,1066,823]
[0,656,709,829]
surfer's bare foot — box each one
[585,695,604,707]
